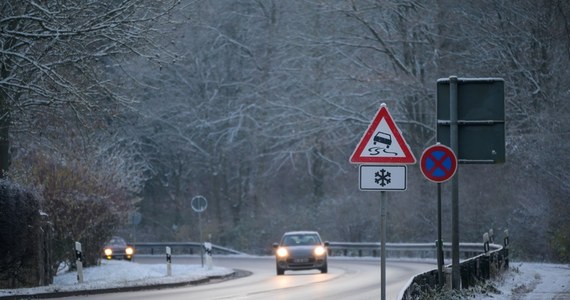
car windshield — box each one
[107,237,127,247]
[282,234,320,246]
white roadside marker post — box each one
[166,246,172,276]
[75,242,84,284]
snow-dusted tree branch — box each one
[0,0,179,176]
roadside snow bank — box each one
[474,262,569,299]
[0,260,233,298]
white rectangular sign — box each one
[359,165,407,191]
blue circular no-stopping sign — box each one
[420,144,457,183]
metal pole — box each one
[437,183,443,287]
[132,221,136,262]
[199,212,204,267]
[450,76,460,289]
[380,191,386,300]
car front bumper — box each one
[277,257,326,270]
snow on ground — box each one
[0,258,568,299]
[471,262,570,300]
[0,259,233,298]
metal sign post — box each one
[360,165,406,300]
[199,212,203,267]
[437,184,443,287]
[131,212,142,261]
[191,195,208,267]
[450,76,460,289]
[380,191,387,300]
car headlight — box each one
[276,247,288,258]
[314,246,326,256]
[104,248,113,256]
[125,247,134,255]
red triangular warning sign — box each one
[350,104,416,164]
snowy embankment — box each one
[471,262,570,300]
[0,259,233,298]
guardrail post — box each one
[75,242,83,284]
[460,263,468,289]
[482,233,490,280]
[444,267,452,290]
[482,255,490,280]
[483,232,490,255]
[204,242,213,270]
[166,246,172,276]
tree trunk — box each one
[0,91,10,178]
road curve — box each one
[57,256,435,300]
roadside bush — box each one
[11,152,132,274]
[0,180,51,288]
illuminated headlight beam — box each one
[276,247,288,257]
[314,246,326,256]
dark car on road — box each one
[102,236,134,261]
[272,231,329,275]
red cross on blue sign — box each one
[420,144,457,183]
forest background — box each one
[1,0,568,267]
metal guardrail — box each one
[327,242,499,258]
[133,242,245,255]
[398,243,509,299]
[133,241,496,258]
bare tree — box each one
[0,0,179,177]
[65,0,569,261]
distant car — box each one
[272,231,329,275]
[102,236,134,261]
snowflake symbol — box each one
[374,169,392,187]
